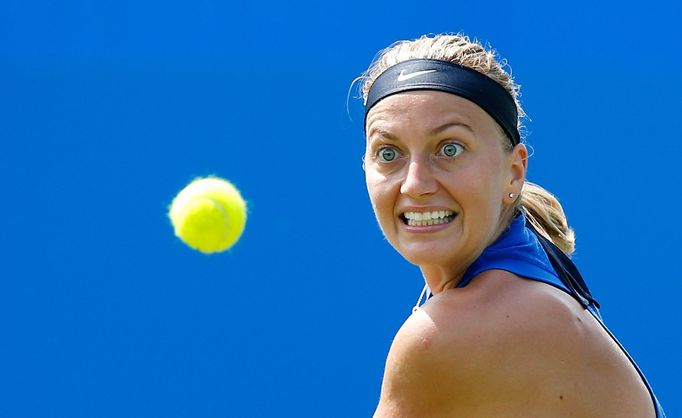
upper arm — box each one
[374,294,496,417]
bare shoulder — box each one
[374,271,655,418]
[375,270,577,417]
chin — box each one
[396,242,459,267]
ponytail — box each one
[519,182,575,256]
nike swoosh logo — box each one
[397,69,437,81]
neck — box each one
[419,264,467,294]
[420,208,518,295]
[419,265,464,295]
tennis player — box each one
[360,34,666,417]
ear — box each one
[507,143,528,194]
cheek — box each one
[456,156,506,209]
[365,172,397,219]
[365,172,382,211]
[366,180,386,210]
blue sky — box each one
[2,0,680,416]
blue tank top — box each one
[455,213,666,417]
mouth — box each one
[400,210,457,226]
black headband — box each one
[365,59,521,146]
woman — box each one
[360,34,665,417]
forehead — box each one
[366,91,498,136]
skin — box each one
[365,91,525,292]
[364,91,656,417]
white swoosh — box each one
[397,69,437,81]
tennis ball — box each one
[168,176,247,254]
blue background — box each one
[2,0,679,416]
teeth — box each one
[407,217,452,226]
[404,210,454,220]
[403,210,455,227]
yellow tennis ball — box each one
[168,176,247,254]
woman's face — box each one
[364,90,526,273]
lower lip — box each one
[400,216,457,233]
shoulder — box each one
[375,270,588,417]
[393,269,586,369]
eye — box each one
[440,143,464,158]
[377,146,400,162]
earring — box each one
[508,192,515,199]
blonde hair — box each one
[359,34,576,255]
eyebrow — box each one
[428,122,474,136]
[370,128,398,141]
[368,121,474,142]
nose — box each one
[400,158,438,198]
